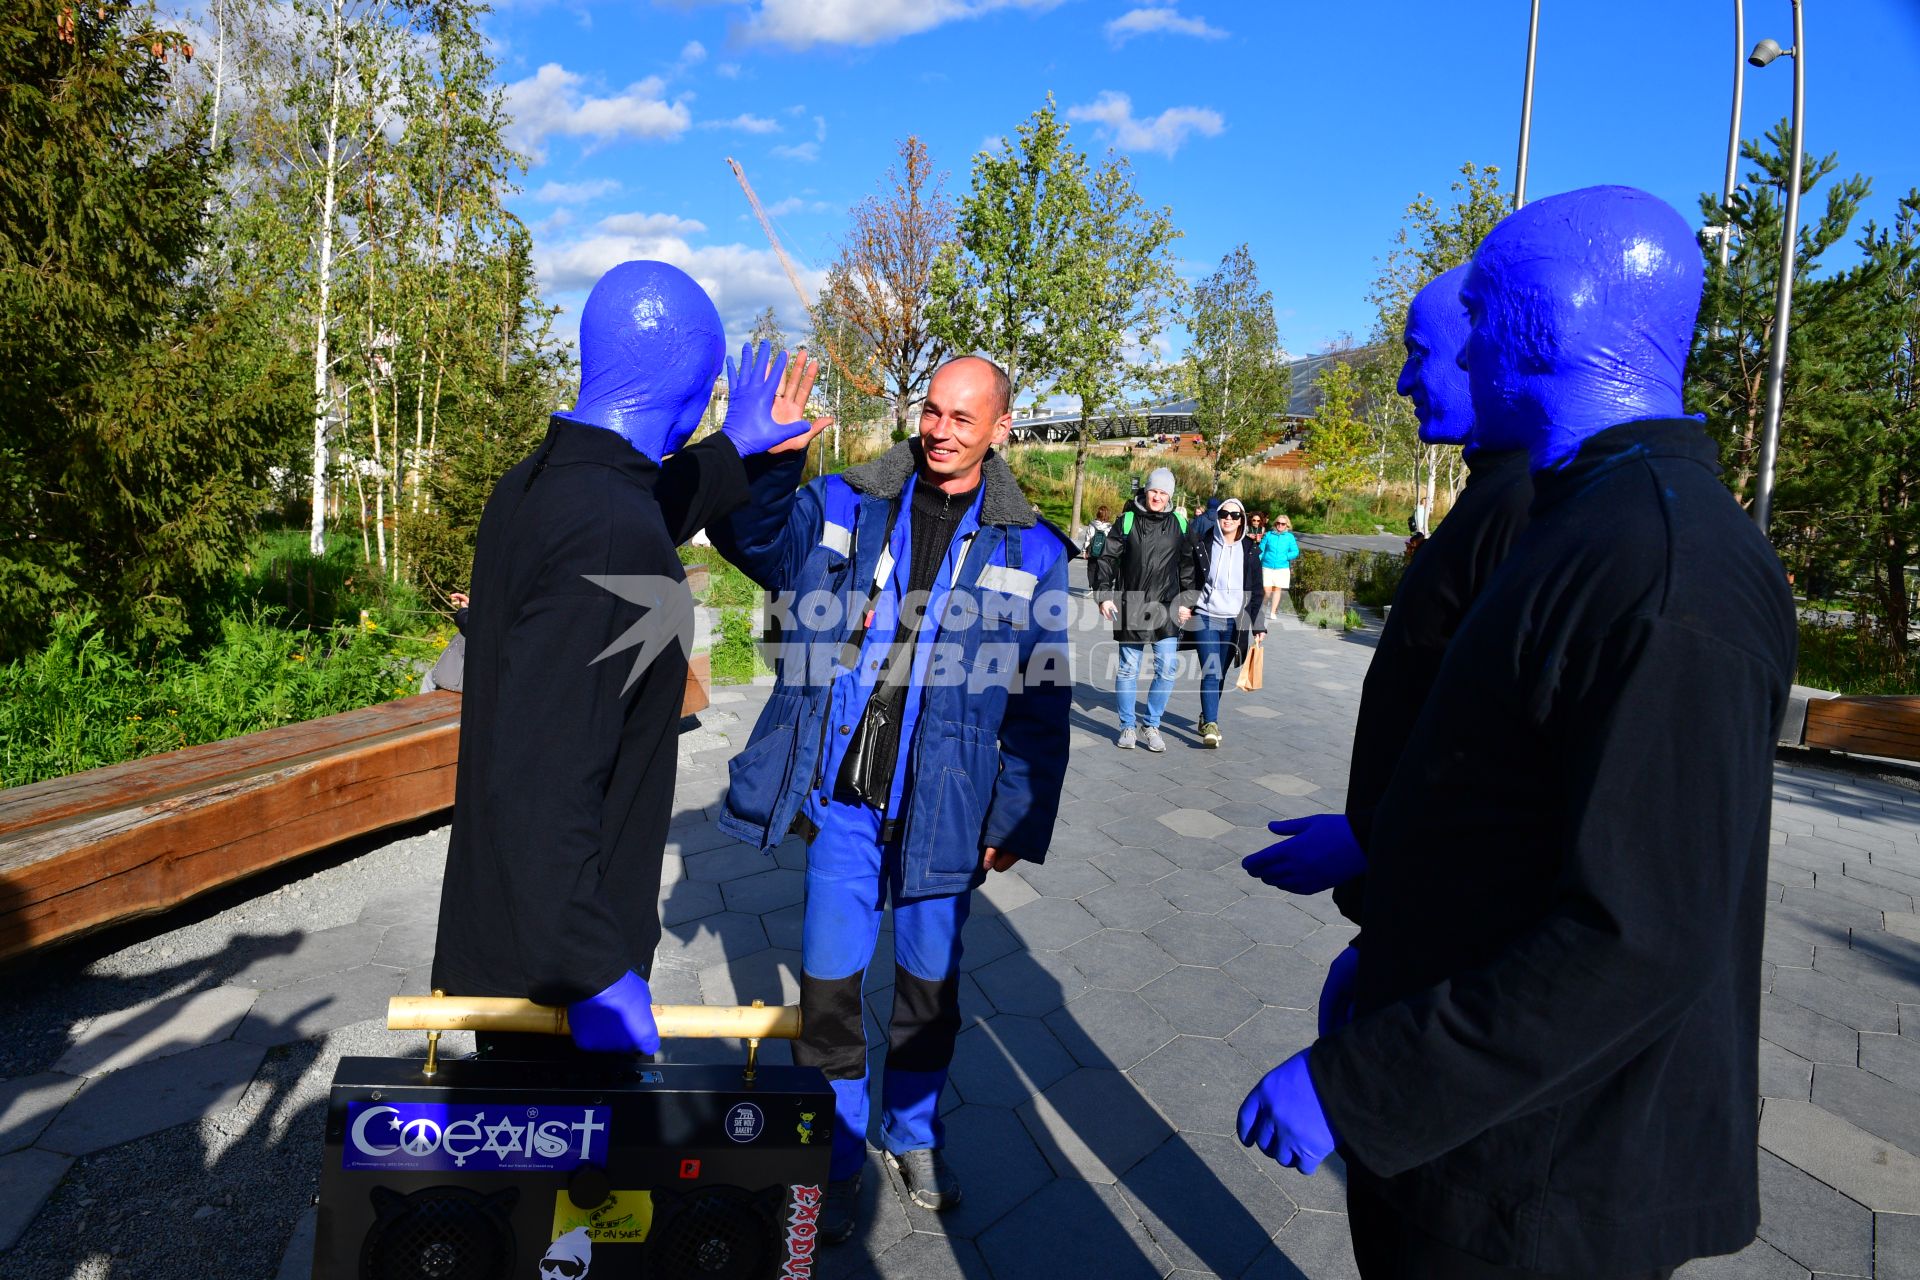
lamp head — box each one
[1748,38,1785,67]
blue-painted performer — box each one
[432,260,827,1060]
[1242,262,1536,1034]
[711,355,1073,1243]
[1237,187,1797,1278]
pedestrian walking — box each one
[1092,466,1193,753]
[1186,496,1266,748]
[1255,512,1299,621]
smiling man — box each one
[710,354,1074,1244]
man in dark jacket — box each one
[710,355,1072,1243]
[1093,466,1194,753]
[1236,187,1797,1277]
[1242,263,1535,1020]
[431,261,823,1059]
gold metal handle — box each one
[387,996,802,1040]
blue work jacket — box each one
[710,440,1073,897]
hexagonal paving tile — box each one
[1064,930,1178,992]
[1081,883,1176,932]
[1015,1067,1173,1184]
[1157,808,1236,840]
[977,1175,1170,1280]
[653,910,770,969]
[1254,773,1321,797]
[1002,897,1102,951]
[719,867,804,915]
[1130,1035,1264,1137]
[1224,945,1327,1010]
[1155,868,1247,915]
[700,947,801,1007]
[948,1014,1078,1108]
[973,948,1090,1019]
[1139,967,1261,1038]
[1091,845,1179,885]
[1045,988,1179,1071]
[1147,913,1253,967]
[1218,894,1322,946]
[1018,858,1115,900]
[1114,1131,1297,1276]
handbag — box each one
[1236,633,1265,692]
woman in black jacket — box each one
[1186,497,1267,747]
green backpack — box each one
[1090,508,1185,559]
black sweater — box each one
[1310,420,1796,1272]
[431,422,750,1005]
[1331,449,1533,923]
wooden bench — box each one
[0,654,712,962]
[1799,693,1920,764]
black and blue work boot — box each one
[820,1173,861,1245]
[886,1148,963,1211]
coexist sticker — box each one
[724,1102,764,1144]
[342,1103,608,1172]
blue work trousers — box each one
[795,800,972,1181]
[1194,614,1236,725]
[1115,636,1180,729]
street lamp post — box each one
[1515,0,1542,209]
[1749,2,1804,535]
[1720,0,1747,269]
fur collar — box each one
[841,438,1036,528]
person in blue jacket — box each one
[710,354,1073,1244]
[1255,511,1300,621]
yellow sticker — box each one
[550,1190,653,1244]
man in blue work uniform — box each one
[712,355,1073,1244]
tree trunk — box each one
[1071,425,1090,538]
[307,0,347,556]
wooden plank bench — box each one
[0,653,713,962]
[1801,693,1920,764]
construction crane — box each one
[726,156,883,398]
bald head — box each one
[919,356,1013,493]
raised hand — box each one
[568,970,661,1054]
[1237,1049,1337,1174]
[723,341,806,456]
[768,348,830,455]
[1242,813,1366,894]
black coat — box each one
[1309,421,1796,1272]
[1092,501,1195,643]
[1185,529,1267,669]
[431,421,750,1006]
[1331,449,1533,925]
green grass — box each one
[1795,621,1919,696]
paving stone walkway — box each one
[1,566,1917,1278]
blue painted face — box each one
[561,260,726,462]
[1396,264,1474,447]
[1459,185,1703,470]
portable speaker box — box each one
[314,1055,833,1280]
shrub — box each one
[710,606,765,685]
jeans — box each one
[1194,614,1235,725]
[795,801,972,1180]
[1115,636,1180,729]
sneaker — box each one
[1200,721,1223,748]
[1141,727,1167,753]
[1116,726,1138,750]
[820,1173,862,1245]
[887,1147,963,1211]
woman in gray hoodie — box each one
[1185,496,1267,746]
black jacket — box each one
[1309,421,1796,1272]
[1092,501,1194,643]
[431,421,750,1005]
[1185,530,1268,669]
[1331,449,1533,924]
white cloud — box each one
[813,115,828,143]
[1065,90,1224,158]
[702,113,783,134]
[716,62,742,79]
[533,211,825,348]
[505,64,691,162]
[1105,5,1228,45]
[739,0,1061,50]
[771,141,820,162]
[679,39,707,64]
[597,212,708,237]
[764,195,832,216]
[532,178,623,204]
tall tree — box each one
[0,0,302,658]
[1303,359,1373,516]
[931,96,1087,407]
[1188,245,1290,495]
[829,135,952,440]
[808,263,887,459]
[1055,152,1181,533]
[748,306,787,351]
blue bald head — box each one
[1396,264,1474,447]
[1459,185,1703,470]
[562,260,726,462]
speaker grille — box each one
[648,1187,775,1280]
[361,1186,519,1280]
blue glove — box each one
[1237,1049,1337,1174]
[722,340,801,457]
[568,970,661,1054]
[1242,814,1366,894]
[1317,945,1359,1037]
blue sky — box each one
[485,0,1920,382]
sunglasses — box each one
[1219,513,1242,521]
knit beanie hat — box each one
[1146,468,1176,495]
